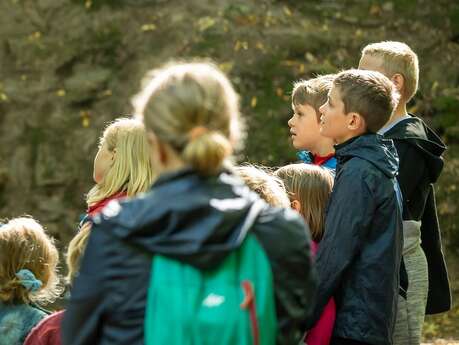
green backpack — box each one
[144,233,277,345]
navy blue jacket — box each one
[308,134,403,345]
[62,169,317,345]
[384,115,451,314]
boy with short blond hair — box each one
[289,75,336,169]
[307,69,403,345]
[359,41,451,345]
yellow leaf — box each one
[283,6,292,17]
[305,52,316,63]
[251,96,257,108]
[141,24,157,32]
[56,89,66,97]
[219,62,234,73]
[276,88,284,97]
[82,117,90,128]
[0,93,8,101]
[196,17,216,32]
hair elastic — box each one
[15,269,43,292]
[188,126,209,140]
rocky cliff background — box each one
[1,0,458,338]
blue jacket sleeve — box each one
[62,226,112,345]
[308,170,375,327]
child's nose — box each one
[287,116,294,127]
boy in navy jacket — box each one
[307,69,403,345]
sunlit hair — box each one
[361,41,419,101]
[235,165,290,208]
[132,61,241,176]
[333,69,400,133]
[275,164,333,241]
[292,74,335,120]
[66,222,91,284]
[86,117,155,206]
[0,217,62,305]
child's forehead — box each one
[292,102,311,110]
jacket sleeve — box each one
[308,169,375,327]
[421,184,451,314]
[253,208,317,345]
[61,226,112,345]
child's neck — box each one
[310,138,335,157]
[390,101,408,123]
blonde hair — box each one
[235,165,290,208]
[292,74,335,120]
[333,69,400,133]
[87,117,155,206]
[361,41,419,101]
[133,61,241,176]
[66,222,91,284]
[275,164,333,241]
[0,217,61,305]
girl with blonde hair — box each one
[0,217,61,345]
[234,164,290,208]
[86,117,155,216]
[63,61,317,345]
[24,223,91,345]
[275,164,335,345]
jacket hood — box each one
[92,168,268,269]
[384,116,446,182]
[335,134,399,178]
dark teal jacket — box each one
[62,169,317,345]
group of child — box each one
[0,41,451,345]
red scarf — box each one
[313,153,335,166]
[87,191,127,217]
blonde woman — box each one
[62,62,317,345]
[0,217,61,345]
[86,117,155,216]
[276,164,335,345]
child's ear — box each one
[347,112,365,132]
[291,199,301,212]
[391,73,404,94]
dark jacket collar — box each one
[335,133,399,178]
[384,115,445,180]
[93,168,268,269]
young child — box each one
[62,62,317,345]
[359,41,451,344]
[234,164,290,208]
[309,69,403,345]
[275,163,335,345]
[0,217,61,345]
[86,117,155,217]
[23,223,91,345]
[288,75,337,169]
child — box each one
[23,223,91,345]
[234,164,290,208]
[359,41,451,344]
[288,75,337,169]
[309,69,403,345]
[275,163,335,345]
[0,217,61,345]
[62,62,317,345]
[86,117,155,217]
